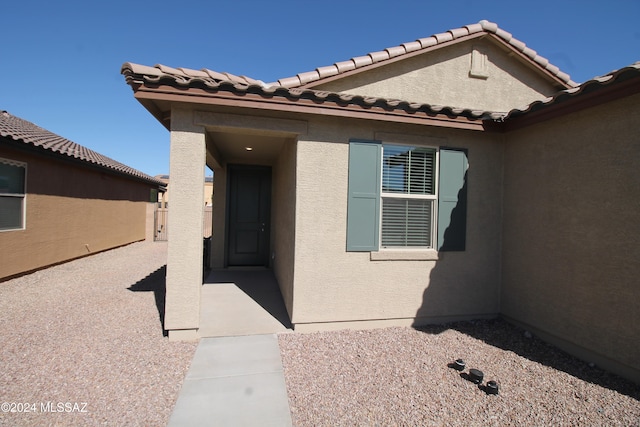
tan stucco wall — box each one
[0,146,152,280]
[502,93,640,382]
[271,138,297,317]
[291,117,503,327]
[210,164,227,268]
[165,108,205,339]
[315,38,561,113]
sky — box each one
[3,0,639,178]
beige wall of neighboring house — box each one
[501,92,640,383]
[155,174,214,207]
[315,37,563,113]
[0,145,156,281]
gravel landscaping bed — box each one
[0,242,197,427]
[279,319,639,426]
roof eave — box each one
[129,83,492,132]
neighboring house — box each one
[121,20,640,383]
[0,111,166,280]
[154,174,214,207]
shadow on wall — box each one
[412,170,475,324]
[412,171,639,398]
[128,265,167,336]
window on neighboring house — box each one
[0,158,27,231]
[346,140,467,252]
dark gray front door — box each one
[227,166,271,266]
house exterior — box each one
[0,111,166,280]
[121,20,639,383]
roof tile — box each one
[495,28,513,42]
[335,60,356,73]
[401,41,423,53]
[178,67,209,78]
[449,27,469,39]
[479,19,498,33]
[269,20,577,88]
[464,23,484,34]
[386,45,406,58]
[0,111,164,187]
[317,65,339,79]
[417,36,438,48]
[433,32,454,43]
[298,71,320,85]
[278,76,302,88]
[369,50,390,63]
[352,55,373,68]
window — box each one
[0,158,26,231]
[381,145,437,248]
[347,140,467,253]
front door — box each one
[227,166,271,266]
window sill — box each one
[370,249,439,261]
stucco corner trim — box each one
[370,249,439,261]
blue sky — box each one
[3,0,639,177]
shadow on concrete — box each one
[415,318,640,401]
[128,265,167,336]
[203,269,292,333]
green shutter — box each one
[437,148,468,251]
[346,141,381,251]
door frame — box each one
[225,164,272,267]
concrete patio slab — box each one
[200,269,292,338]
[168,334,292,427]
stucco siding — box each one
[165,108,206,334]
[0,147,151,280]
[292,118,503,326]
[271,138,297,316]
[314,38,560,113]
[502,93,640,381]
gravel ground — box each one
[0,241,197,427]
[279,320,640,426]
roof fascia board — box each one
[133,86,487,131]
[501,77,640,132]
[300,33,485,90]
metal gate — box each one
[154,207,212,241]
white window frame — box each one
[379,144,439,250]
[0,157,27,232]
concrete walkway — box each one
[169,269,293,426]
[168,334,292,426]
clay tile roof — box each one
[121,63,505,122]
[0,111,165,187]
[271,20,577,88]
[503,62,640,120]
[121,62,268,88]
